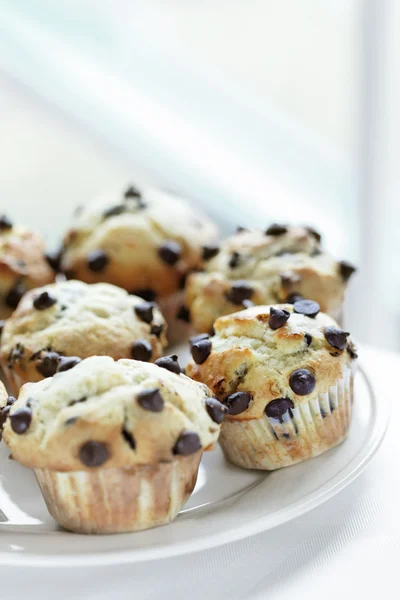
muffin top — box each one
[60,184,218,299]
[186,302,357,421]
[185,225,356,332]
[2,356,226,470]
[0,280,167,383]
[0,218,54,319]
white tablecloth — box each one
[0,346,395,599]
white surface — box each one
[0,363,386,567]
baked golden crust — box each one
[0,224,54,319]
[2,356,222,470]
[0,280,167,391]
[185,226,353,332]
[60,185,218,299]
[186,304,355,421]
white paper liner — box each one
[34,451,202,534]
[219,366,353,470]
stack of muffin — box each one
[0,183,357,534]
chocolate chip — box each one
[122,429,136,450]
[339,261,356,282]
[134,302,154,324]
[286,292,304,304]
[202,245,219,260]
[265,223,288,236]
[205,397,228,424]
[64,417,78,426]
[131,340,153,361]
[176,304,190,323]
[124,185,141,198]
[305,226,322,243]
[103,205,126,218]
[33,291,57,311]
[155,355,181,375]
[229,251,240,269]
[45,247,63,272]
[289,368,316,395]
[132,289,156,302]
[226,281,253,305]
[189,333,210,347]
[57,356,81,372]
[69,396,87,407]
[236,226,248,234]
[293,299,320,318]
[137,388,164,412]
[324,326,350,350]
[79,441,109,467]
[7,396,16,406]
[87,250,109,272]
[5,282,25,309]
[304,333,312,346]
[347,339,358,359]
[158,241,181,265]
[0,320,5,336]
[268,307,290,330]
[36,352,60,377]
[190,339,212,364]
[173,430,202,455]
[265,398,294,422]
[8,344,24,366]
[0,215,13,231]
[10,407,32,434]
[225,391,252,415]
[150,324,163,337]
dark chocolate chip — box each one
[79,441,109,467]
[137,387,164,412]
[132,289,156,302]
[124,185,141,199]
[268,307,290,330]
[189,333,210,347]
[87,250,109,272]
[103,204,126,218]
[324,326,350,350]
[289,369,316,395]
[57,356,82,372]
[33,291,57,311]
[7,396,16,406]
[45,247,63,272]
[339,261,357,282]
[0,320,5,336]
[282,433,290,439]
[202,245,219,261]
[5,282,25,309]
[134,302,154,324]
[10,407,32,434]
[154,355,181,375]
[173,430,202,455]
[190,339,212,364]
[286,292,304,304]
[0,215,13,231]
[122,429,136,450]
[304,333,312,346]
[265,223,288,236]
[265,398,294,422]
[305,226,322,243]
[293,299,320,318]
[347,340,358,359]
[36,352,60,377]
[229,251,240,269]
[150,324,163,337]
[226,281,253,305]
[158,241,181,265]
[131,339,153,362]
[176,304,191,323]
[225,391,252,415]
[205,397,228,424]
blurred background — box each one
[0,1,397,349]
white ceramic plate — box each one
[0,364,388,567]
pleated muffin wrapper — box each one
[34,451,202,534]
[219,365,354,471]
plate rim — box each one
[0,365,389,567]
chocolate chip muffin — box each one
[0,217,54,320]
[0,280,167,394]
[59,184,218,339]
[184,224,356,333]
[186,302,357,470]
[2,355,225,533]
